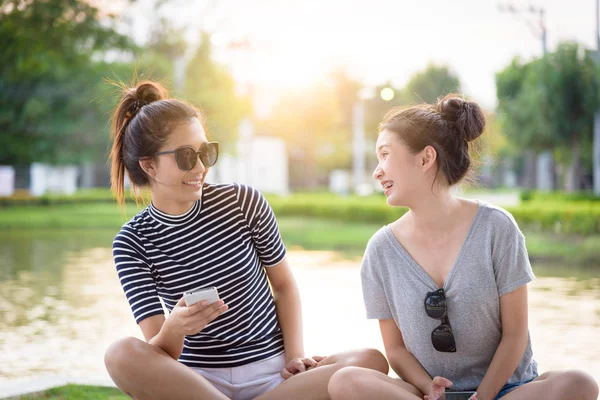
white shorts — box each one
[193,353,286,400]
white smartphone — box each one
[183,286,220,307]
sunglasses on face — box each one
[424,288,456,353]
[155,142,219,171]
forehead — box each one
[376,129,398,148]
[164,118,207,148]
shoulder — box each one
[112,207,150,253]
[477,201,522,237]
[364,225,393,258]
[202,182,239,199]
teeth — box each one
[383,182,393,189]
[184,181,201,185]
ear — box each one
[139,157,157,178]
[421,145,437,171]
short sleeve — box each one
[113,227,164,324]
[235,184,287,267]
[492,216,535,297]
[360,241,393,319]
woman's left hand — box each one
[280,356,326,379]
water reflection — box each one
[0,232,598,392]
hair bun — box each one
[132,81,168,107]
[438,94,485,142]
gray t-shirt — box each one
[361,202,538,391]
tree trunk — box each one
[565,133,581,193]
[523,150,537,189]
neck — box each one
[405,187,461,232]
[151,194,197,216]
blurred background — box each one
[0,0,599,398]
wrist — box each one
[163,316,185,338]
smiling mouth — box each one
[382,181,394,190]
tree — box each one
[496,43,599,191]
[496,58,550,188]
[0,0,131,165]
[403,64,461,104]
[543,42,598,191]
[184,32,251,151]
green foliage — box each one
[184,32,251,151]
[0,0,132,164]
[1,191,600,236]
[496,42,600,190]
[402,64,461,104]
[18,384,129,399]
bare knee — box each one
[343,348,389,375]
[559,370,599,400]
[104,337,146,379]
[328,367,373,400]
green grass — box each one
[0,203,143,229]
[18,384,128,400]
[1,202,600,265]
[278,217,381,258]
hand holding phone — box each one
[183,286,220,307]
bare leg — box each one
[503,370,599,400]
[257,349,390,400]
[328,366,422,400]
[104,337,229,400]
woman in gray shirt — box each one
[327,95,599,400]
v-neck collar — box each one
[384,202,483,291]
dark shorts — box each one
[495,377,537,399]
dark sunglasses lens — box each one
[425,293,447,319]
[175,147,197,171]
[432,325,456,352]
[200,143,218,167]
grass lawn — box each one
[1,203,600,265]
[18,385,128,400]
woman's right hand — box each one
[423,376,453,400]
[165,297,228,337]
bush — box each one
[2,190,600,235]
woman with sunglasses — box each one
[103,80,388,399]
[327,95,599,400]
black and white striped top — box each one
[112,183,287,368]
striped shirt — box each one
[112,183,287,368]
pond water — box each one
[0,231,598,394]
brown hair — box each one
[379,93,485,186]
[109,80,203,205]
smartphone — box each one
[183,286,220,307]
[443,392,476,400]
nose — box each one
[373,164,383,180]
[191,152,207,174]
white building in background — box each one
[206,118,289,196]
[0,166,15,196]
[30,163,78,196]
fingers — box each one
[176,296,187,307]
[203,301,229,323]
[312,355,326,362]
[302,357,318,369]
[288,358,306,374]
[186,300,224,317]
[432,376,453,388]
[280,367,294,380]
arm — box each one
[474,285,529,400]
[380,319,438,396]
[265,256,304,363]
[138,298,228,360]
